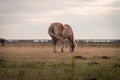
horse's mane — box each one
[64,24,71,27]
[64,24,73,30]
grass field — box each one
[0,43,120,80]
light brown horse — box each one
[0,38,5,46]
[48,22,76,53]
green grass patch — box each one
[0,58,120,80]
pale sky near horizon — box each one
[0,0,120,39]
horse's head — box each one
[0,38,5,46]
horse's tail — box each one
[48,26,64,42]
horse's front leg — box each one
[61,41,65,53]
[54,45,57,53]
[61,44,64,53]
[69,46,72,52]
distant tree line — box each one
[6,39,120,44]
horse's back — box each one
[48,22,64,37]
[63,24,74,39]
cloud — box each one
[1,0,120,21]
[63,0,120,15]
[0,0,120,25]
[0,0,120,39]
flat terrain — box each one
[0,43,120,80]
[0,45,120,62]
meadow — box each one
[0,43,120,80]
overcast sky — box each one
[0,0,120,39]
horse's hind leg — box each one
[52,39,57,53]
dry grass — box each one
[0,44,120,62]
[0,43,120,80]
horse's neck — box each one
[69,39,75,45]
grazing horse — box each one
[0,38,5,46]
[48,22,76,53]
